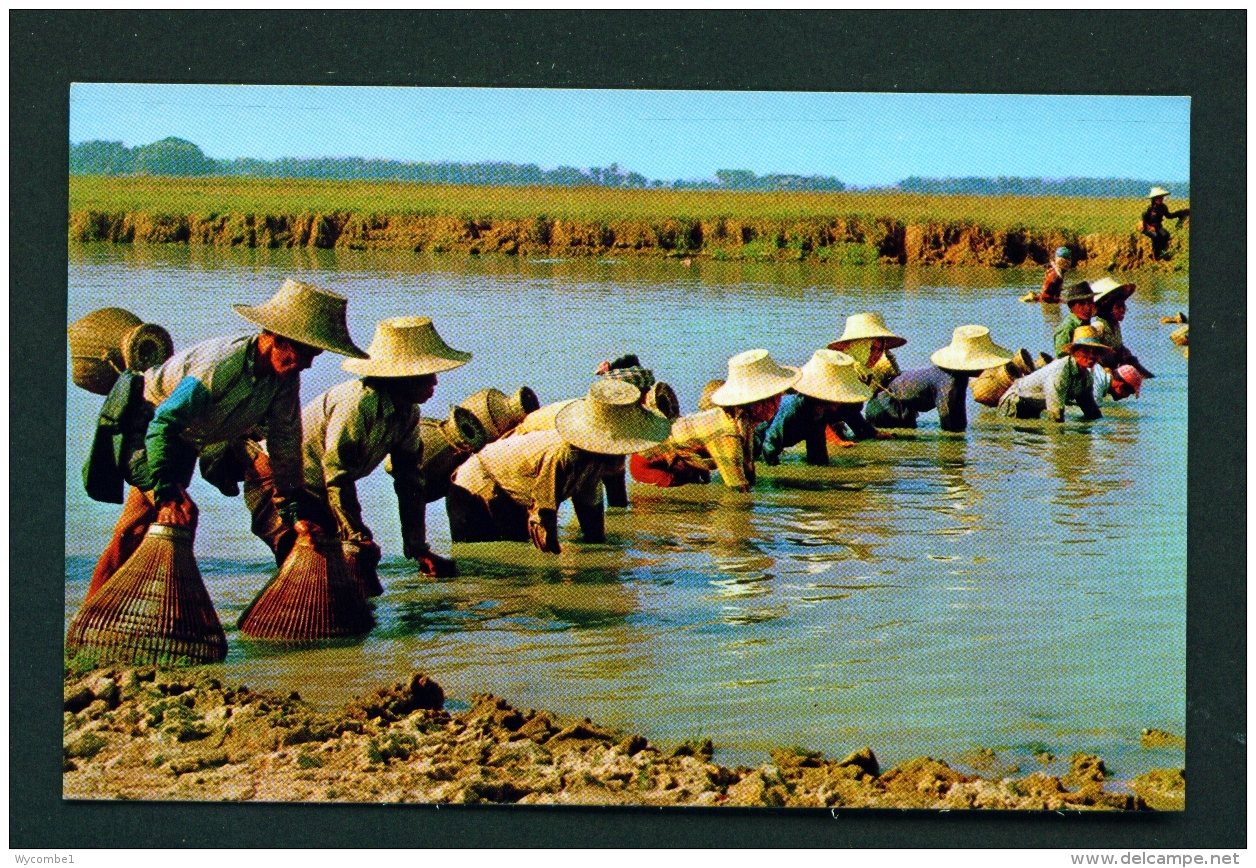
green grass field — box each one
[69,176,1178,236]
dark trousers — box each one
[1142,226,1171,258]
[446,484,531,543]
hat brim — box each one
[1063,338,1116,361]
[342,352,472,377]
[710,366,801,407]
[828,334,908,352]
[794,373,873,404]
[233,304,369,359]
[930,344,1015,373]
[554,400,672,455]
[1094,284,1136,305]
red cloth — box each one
[1040,266,1063,303]
[87,486,158,600]
[629,452,681,487]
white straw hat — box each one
[794,349,875,403]
[342,317,472,377]
[555,379,672,455]
[1089,277,1137,305]
[828,312,907,351]
[1147,186,1171,199]
[709,349,801,407]
[233,278,367,358]
[929,325,1015,372]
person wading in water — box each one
[1140,186,1189,261]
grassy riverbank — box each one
[69,177,1188,271]
[63,666,1185,809]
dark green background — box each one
[11,10,1245,848]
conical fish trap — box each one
[459,386,539,440]
[67,307,174,395]
[65,523,226,666]
[417,406,488,502]
[1009,348,1036,378]
[645,381,681,419]
[238,531,373,640]
[971,362,1018,407]
[343,540,383,598]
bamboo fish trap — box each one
[238,523,373,641]
[970,361,1019,407]
[343,540,383,599]
[644,381,681,420]
[458,386,540,441]
[67,307,174,395]
[65,523,227,666]
[415,405,489,503]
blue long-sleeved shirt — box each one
[755,394,875,466]
[875,365,971,433]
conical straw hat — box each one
[234,278,367,358]
[828,312,908,351]
[64,524,227,666]
[794,349,875,403]
[1090,277,1137,305]
[930,325,1015,372]
[1147,186,1171,198]
[238,523,373,640]
[555,379,672,455]
[343,316,472,377]
[1063,324,1116,361]
[710,349,801,406]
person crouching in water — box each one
[865,325,1015,433]
[1053,282,1098,357]
[1092,363,1144,406]
[631,350,800,492]
[85,278,367,600]
[446,379,670,554]
[1090,277,1155,380]
[246,317,470,580]
[755,349,877,466]
[998,325,1113,422]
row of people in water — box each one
[75,275,1153,599]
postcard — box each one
[62,84,1188,810]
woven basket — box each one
[459,386,540,440]
[65,524,226,666]
[971,362,1018,407]
[1009,348,1035,377]
[1170,325,1189,347]
[417,406,489,502]
[238,526,373,640]
[68,308,174,395]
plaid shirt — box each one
[638,408,754,488]
[143,334,302,498]
[599,365,655,392]
[301,378,424,547]
[453,429,605,522]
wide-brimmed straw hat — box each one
[234,278,367,358]
[1061,282,1095,305]
[1113,364,1144,397]
[929,325,1015,372]
[794,349,874,404]
[709,349,801,407]
[342,317,472,377]
[828,312,908,351]
[1147,186,1171,199]
[555,379,672,455]
[1090,277,1137,306]
[1064,324,1116,360]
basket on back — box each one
[644,381,681,420]
[238,522,373,640]
[970,348,1034,407]
[65,523,227,666]
[415,405,489,503]
[458,386,540,441]
[68,307,174,395]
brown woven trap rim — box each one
[416,408,489,503]
[238,533,374,640]
[65,524,227,666]
[343,540,384,598]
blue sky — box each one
[69,84,1190,185]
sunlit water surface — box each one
[66,245,1187,777]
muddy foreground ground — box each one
[63,668,1185,810]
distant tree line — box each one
[70,138,1188,198]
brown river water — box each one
[65,244,1187,777]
